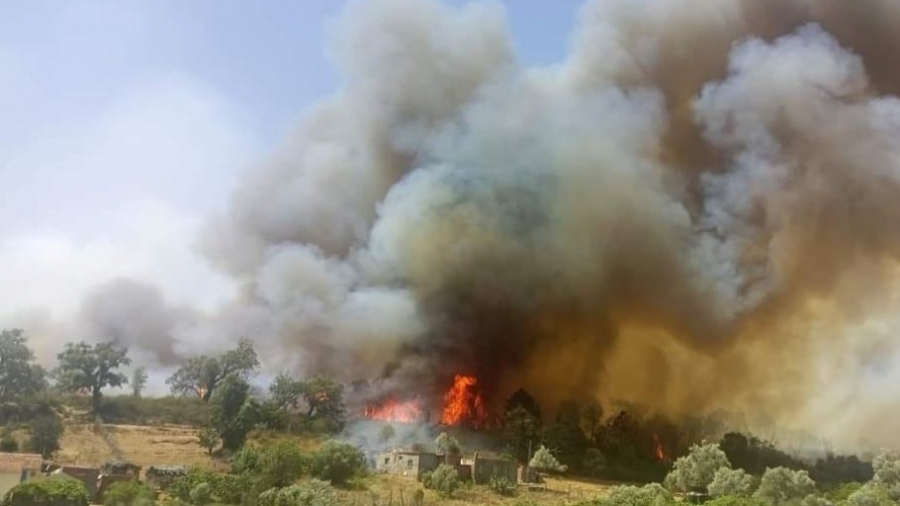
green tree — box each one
[752,467,816,506]
[310,441,365,486]
[665,441,731,493]
[603,483,675,506]
[167,338,259,402]
[28,414,63,458]
[197,426,219,455]
[268,373,305,431]
[131,367,148,397]
[544,400,589,471]
[708,467,755,497]
[210,375,256,451]
[434,432,460,456]
[102,481,155,506]
[301,377,345,432]
[503,406,541,463]
[3,476,90,506]
[428,464,461,498]
[378,424,395,443]
[529,445,567,473]
[55,341,130,416]
[872,451,900,500]
[257,480,337,506]
[0,426,18,452]
[0,329,46,402]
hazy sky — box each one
[0,0,581,325]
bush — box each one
[824,482,863,503]
[2,476,90,506]
[0,434,18,452]
[257,480,337,506]
[665,441,731,493]
[310,441,364,486]
[171,470,250,505]
[602,483,675,506]
[529,445,567,473]
[489,475,516,496]
[753,467,817,506]
[708,467,755,497]
[103,481,155,506]
[231,442,308,490]
[28,414,62,458]
[190,483,212,506]
[845,484,894,506]
[872,451,900,500]
[426,464,461,498]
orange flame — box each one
[653,434,666,461]
[364,398,423,423]
[440,374,488,427]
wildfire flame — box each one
[440,374,489,427]
[653,434,666,461]
[364,398,423,423]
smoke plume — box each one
[17,0,900,450]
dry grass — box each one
[57,423,224,471]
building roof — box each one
[0,453,42,473]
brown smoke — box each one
[197,0,900,450]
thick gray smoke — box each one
[22,0,900,450]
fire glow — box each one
[440,374,489,427]
[364,398,423,423]
[653,434,666,462]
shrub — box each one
[708,467,755,497]
[257,480,337,506]
[664,441,731,493]
[103,481,155,506]
[171,470,249,505]
[254,442,307,488]
[427,464,461,498]
[602,483,675,506]
[753,467,817,506]
[3,476,90,506]
[28,414,62,458]
[197,427,219,455]
[872,451,900,500]
[190,483,212,506]
[529,445,567,473]
[844,483,894,506]
[0,435,18,452]
[489,475,516,496]
[801,495,833,506]
[310,441,365,486]
[825,482,863,503]
[583,448,608,477]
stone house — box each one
[375,450,442,479]
[461,452,517,484]
[52,466,100,500]
[0,452,42,497]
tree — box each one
[131,367,148,397]
[29,414,63,458]
[503,406,541,463]
[55,341,130,416]
[3,476,90,506]
[544,400,589,471]
[301,377,345,432]
[103,481,155,506]
[197,426,219,455]
[427,464,462,498]
[530,445,567,473]
[665,441,731,493]
[210,375,256,451]
[167,338,259,402]
[708,467,755,497]
[0,329,46,402]
[872,451,900,500]
[603,483,675,506]
[581,400,603,442]
[310,441,365,486]
[504,389,542,422]
[752,467,816,506]
[258,480,338,506]
[378,424,395,443]
[434,432,460,456]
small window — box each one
[384,458,389,465]
[407,459,413,468]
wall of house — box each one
[0,473,20,497]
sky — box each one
[0,0,582,332]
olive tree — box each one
[55,341,130,416]
[708,467,755,497]
[664,441,731,493]
[753,467,816,506]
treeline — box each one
[498,389,873,486]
